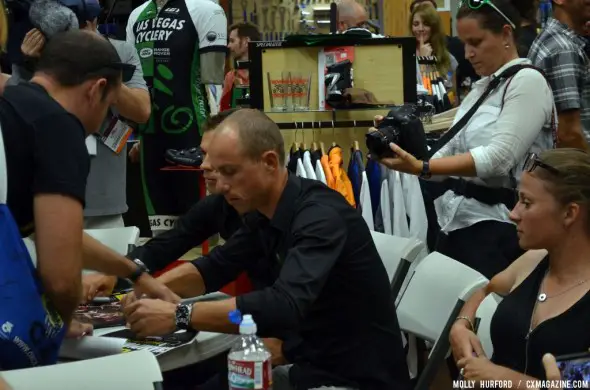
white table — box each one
[93,293,237,372]
[94,327,236,372]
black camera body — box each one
[365,105,429,161]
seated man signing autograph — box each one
[122,109,410,390]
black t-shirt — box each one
[0,82,90,236]
[128,194,243,274]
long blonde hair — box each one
[409,3,451,75]
[0,0,8,52]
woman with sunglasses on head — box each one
[373,0,555,279]
[449,149,590,385]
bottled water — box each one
[228,313,272,390]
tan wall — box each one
[258,40,409,163]
[230,0,381,37]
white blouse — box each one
[432,58,555,233]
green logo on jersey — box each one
[132,1,207,136]
[154,64,194,134]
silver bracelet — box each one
[455,316,474,331]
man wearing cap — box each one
[0,29,176,370]
[18,0,151,230]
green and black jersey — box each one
[126,0,227,231]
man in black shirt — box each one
[82,108,246,299]
[123,109,410,390]
[0,30,176,335]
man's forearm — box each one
[0,73,10,95]
[82,233,136,278]
[0,375,11,390]
[190,298,239,333]
[157,262,206,298]
[34,194,84,325]
[114,86,151,124]
[557,126,588,150]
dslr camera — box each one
[365,105,429,160]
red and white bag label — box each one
[228,358,272,389]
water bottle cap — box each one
[241,314,254,325]
[239,314,257,334]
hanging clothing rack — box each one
[277,120,376,130]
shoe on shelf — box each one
[165,147,204,168]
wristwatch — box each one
[175,303,193,330]
[126,258,148,283]
[420,160,432,179]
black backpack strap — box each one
[427,64,537,159]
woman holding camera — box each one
[373,0,555,279]
[449,149,590,383]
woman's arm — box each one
[497,366,542,389]
[459,356,541,388]
[455,249,547,333]
[0,375,11,390]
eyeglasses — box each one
[93,35,136,83]
[523,153,560,175]
[459,0,516,29]
[89,62,136,83]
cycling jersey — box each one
[126,0,227,232]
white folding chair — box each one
[370,231,426,299]
[85,226,141,255]
[24,227,140,269]
[83,226,140,275]
[475,293,502,358]
[396,251,488,390]
[2,350,163,390]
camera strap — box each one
[427,64,542,159]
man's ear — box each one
[87,78,107,103]
[261,150,280,171]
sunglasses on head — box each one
[90,35,136,82]
[523,153,560,175]
[111,62,136,83]
[89,62,135,83]
[459,0,516,29]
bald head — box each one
[337,0,367,31]
[216,109,285,166]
